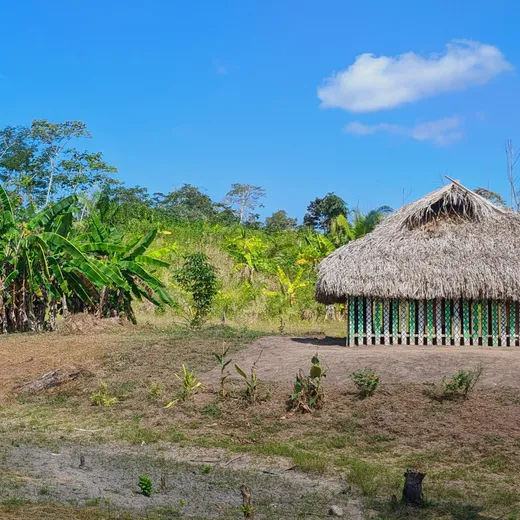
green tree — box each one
[0,120,116,210]
[153,184,218,222]
[175,253,219,327]
[265,210,298,232]
[224,184,266,224]
[329,206,392,246]
[303,193,347,232]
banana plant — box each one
[268,266,307,306]
[0,185,174,332]
[296,233,335,268]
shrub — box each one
[350,368,380,398]
[426,364,483,401]
[138,475,153,497]
[289,355,326,412]
[175,252,218,328]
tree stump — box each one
[402,469,426,505]
[240,484,254,519]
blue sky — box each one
[1,0,518,220]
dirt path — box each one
[205,336,520,388]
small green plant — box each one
[290,355,326,412]
[350,368,380,398]
[426,364,483,401]
[148,382,164,399]
[165,364,203,408]
[214,344,232,397]
[90,380,118,407]
[202,464,211,474]
[175,252,219,328]
[235,363,259,404]
[138,475,153,497]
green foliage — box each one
[426,364,483,401]
[350,368,380,398]
[329,206,392,246]
[303,192,348,231]
[290,355,326,412]
[138,475,153,497]
[265,209,298,232]
[235,362,259,404]
[90,381,118,407]
[175,252,218,327]
[213,345,232,397]
[165,364,204,408]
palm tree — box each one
[329,206,392,246]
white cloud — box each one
[344,116,463,146]
[319,40,512,112]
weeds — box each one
[350,368,380,398]
[148,382,164,400]
[138,475,153,497]
[214,344,232,397]
[89,380,118,407]
[289,355,326,412]
[165,364,203,408]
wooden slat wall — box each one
[346,298,518,346]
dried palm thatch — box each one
[316,181,520,303]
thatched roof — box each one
[316,180,520,303]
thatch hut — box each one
[316,180,520,346]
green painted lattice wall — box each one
[345,298,518,347]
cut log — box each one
[402,469,426,505]
[17,367,80,394]
[240,484,254,519]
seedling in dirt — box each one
[90,380,118,407]
[235,363,259,404]
[165,364,203,408]
[350,368,380,398]
[289,354,326,412]
[214,344,232,397]
[138,475,153,497]
[202,464,212,473]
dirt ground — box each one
[205,335,520,388]
[0,443,363,519]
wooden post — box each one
[402,469,426,505]
[240,484,254,519]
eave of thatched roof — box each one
[316,181,520,303]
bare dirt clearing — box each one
[206,335,520,388]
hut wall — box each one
[345,297,518,347]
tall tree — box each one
[224,184,266,224]
[0,120,116,210]
[303,193,347,232]
[265,210,298,232]
[153,184,217,222]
